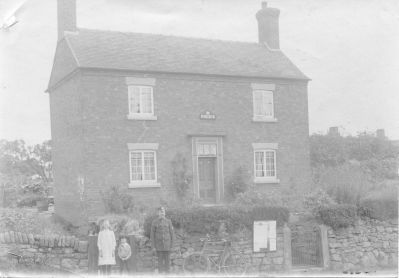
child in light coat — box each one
[97,220,116,275]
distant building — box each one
[47,0,311,223]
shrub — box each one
[16,194,44,207]
[143,205,289,237]
[358,186,398,220]
[226,166,250,199]
[233,186,282,208]
[171,153,192,200]
[315,163,373,206]
[101,185,137,214]
[317,204,358,230]
[303,188,336,215]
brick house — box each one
[47,0,311,224]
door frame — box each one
[191,137,224,204]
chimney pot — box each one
[262,2,268,9]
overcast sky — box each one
[1,0,398,145]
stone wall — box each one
[0,231,88,274]
[131,228,287,273]
[327,219,398,271]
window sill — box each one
[254,178,280,184]
[128,182,161,188]
[252,117,278,123]
[127,114,157,121]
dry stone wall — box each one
[0,231,88,273]
[131,228,287,273]
[327,219,398,271]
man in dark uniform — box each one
[150,206,175,273]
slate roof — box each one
[62,28,309,80]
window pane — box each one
[263,91,273,117]
[141,87,153,113]
[210,144,217,155]
[130,152,142,180]
[255,151,265,177]
[253,91,264,116]
[197,144,204,155]
[203,144,210,155]
[129,87,140,113]
[265,151,275,177]
[143,152,155,180]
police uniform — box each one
[150,217,174,273]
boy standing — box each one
[117,236,132,274]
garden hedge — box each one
[144,205,289,237]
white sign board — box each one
[253,220,277,252]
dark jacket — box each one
[150,217,174,251]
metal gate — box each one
[291,225,323,267]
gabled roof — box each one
[48,28,309,90]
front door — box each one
[198,157,217,203]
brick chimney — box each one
[57,0,76,41]
[255,2,280,49]
[328,127,340,136]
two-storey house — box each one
[48,0,311,224]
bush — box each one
[314,163,373,206]
[101,185,141,214]
[226,166,250,199]
[233,186,282,207]
[317,204,358,230]
[143,205,289,237]
[303,188,336,215]
[17,194,45,207]
[358,186,398,220]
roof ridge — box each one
[75,27,264,46]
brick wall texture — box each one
[49,70,310,222]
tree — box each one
[0,139,52,198]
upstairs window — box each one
[253,90,274,119]
[128,85,154,116]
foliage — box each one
[0,208,68,235]
[171,153,192,200]
[101,184,137,214]
[310,134,347,167]
[314,163,374,206]
[310,132,398,181]
[232,186,283,208]
[0,139,52,183]
[143,205,289,237]
[17,194,46,207]
[0,140,52,208]
[226,166,250,199]
[358,186,398,220]
[316,204,358,230]
[303,188,337,215]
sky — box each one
[1,0,398,145]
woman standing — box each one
[97,219,116,275]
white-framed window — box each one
[253,90,274,119]
[252,143,280,183]
[251,83,277,122]
[254,150,276,177]
[128,85,156,119]
[128,143,160,188]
